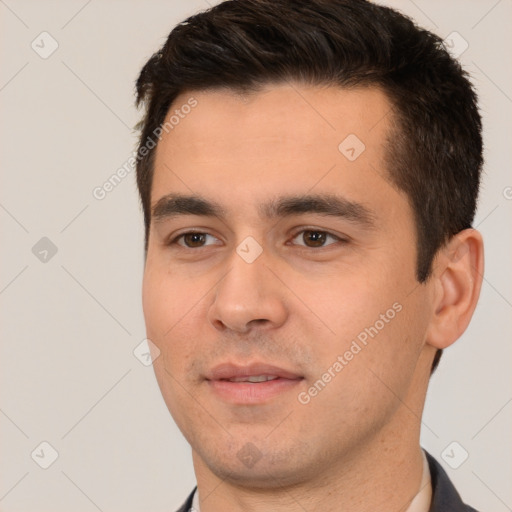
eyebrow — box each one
[151,193,376,228]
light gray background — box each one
[1,1,511,511]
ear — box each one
[425,228,484,350]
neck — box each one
[192,425,425,512]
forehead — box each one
[151,83,403,223]
[158,83,392,157]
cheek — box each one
[142,261,212,380]
[344,283,431,395]
[312,270,389,336]
[305,298,426,431]
[142,268,170,340]
[142,264,191,363]
[315,262,422,366]
[142,265,200,425]
[143,260,191,333]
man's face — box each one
[143,84,436,486]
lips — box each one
[206,362,303,382]
[206,362,304,404]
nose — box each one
[207,245,288,334]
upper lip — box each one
[206,362,303,381]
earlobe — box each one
[426,229,484,350]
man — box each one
[134,0,484,510]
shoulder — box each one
[426,451,480,512]
[174,486,197,512]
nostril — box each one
[250,319,269,326]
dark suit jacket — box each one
[174,451,480,512]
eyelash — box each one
[167,229,345,250]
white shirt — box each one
[190,449,432,512]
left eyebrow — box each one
[151,192,376,229]
[259,193,376,228]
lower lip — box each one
[207,378,303,404]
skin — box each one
[142,83,484,512]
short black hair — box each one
[135,0,483,373]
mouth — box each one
[205,362,304,404]
[221,375,283,383]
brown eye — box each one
[291,230,339,248]
[303,231,327,247]
[182,233,207,247]
[171,232,220,248]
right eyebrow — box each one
[151,194,227,222]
